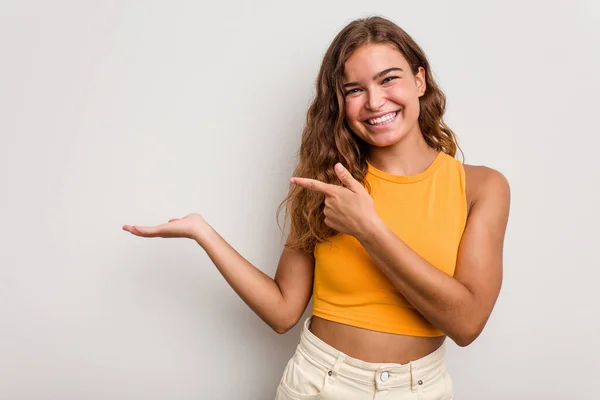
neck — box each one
[367,131,439,176]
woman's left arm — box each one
[357,165,511,346]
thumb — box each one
[334,163,361,193]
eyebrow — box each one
[343,67,404,89]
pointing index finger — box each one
[290,177,335,196]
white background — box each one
[1,1,598,399]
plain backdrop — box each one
[1,0,599,399]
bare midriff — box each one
[309,315,446,364]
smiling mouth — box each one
[365,110,401,125]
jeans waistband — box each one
[299,316,447,388]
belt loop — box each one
[327,354,345,384]
[409,361,414,392]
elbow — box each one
[453,332,478,347]
[270,320,291,334]
[273,325,290,335]
[271,316,300,335]
[452,322,485,347]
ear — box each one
[415,66,426,97]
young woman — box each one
[123,16,510,400]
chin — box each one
[360,130,407,148]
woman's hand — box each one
[290,163,381,240]
[122,213,209,241]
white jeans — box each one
[275,317,453,400]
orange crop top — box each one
[312,151,468,337]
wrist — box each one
[192,220,215,246]
[356,214,386,244]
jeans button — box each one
[380,371,390,382]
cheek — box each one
[344,98,362,120]
[407,95,421,118]
[389,89,421,117]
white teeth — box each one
[368,111,399,125]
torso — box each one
[308,163,483,364]
[308,315,446,363]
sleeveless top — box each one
[311,151,468,336]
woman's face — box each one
[342,43,426,148]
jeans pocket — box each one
[278,347,331,399]
[418,369,454,400]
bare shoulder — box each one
[463,164,511,213]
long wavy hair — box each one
[277,16,460,254]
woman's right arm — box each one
[123,213,315,334]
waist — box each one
[308,315,446,364]
[301,316,448,386]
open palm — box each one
[122,213,206,240]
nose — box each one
[366,87,386,111]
